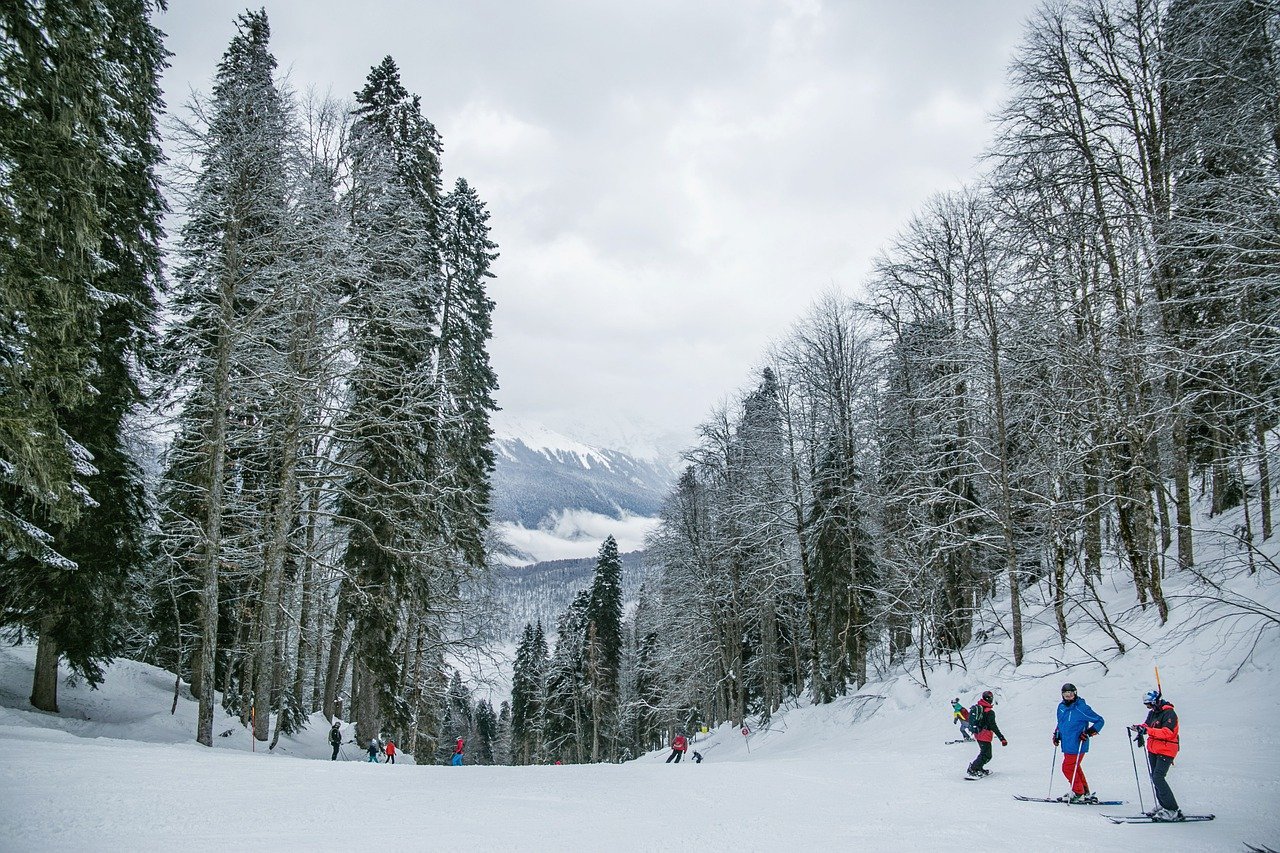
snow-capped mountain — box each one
[488,414,683,564]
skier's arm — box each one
[1145,709,1177,743]
[1084,700,1104,734]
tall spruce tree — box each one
[340,56,457,745]
[0,0,166,712]
[585,535,623,761]
[436,177,499,568]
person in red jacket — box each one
[965,690,1008,779]
[384,738,396,765]
[665,732,689,763]
[452,736,465,766]
[1131,690,1182,821]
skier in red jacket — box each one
[384,739,397,765]
[452,736,465,766]
[665,732,689,763]
[1131,690,1183,821]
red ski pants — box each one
[1061,752,1088,795]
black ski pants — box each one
[666,749,683,763]
[1147,753,1179,811]
[968,740,993,774]
[331,743,340,760]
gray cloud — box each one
[158,0,1038,448]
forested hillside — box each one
[500,0,1280,768]
[1,6,500,758]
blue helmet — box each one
[1144,690,1161,705]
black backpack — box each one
[329,726,341,745]
[968,702,986,731]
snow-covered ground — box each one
[2,523,1279,850]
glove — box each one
[1052,734,1060,747]
[1131,724,1147,733]
[1079,730,1090,742]
[1000,738,1008,747]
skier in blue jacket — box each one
[1052,682,1105,802]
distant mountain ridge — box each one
[489,416,680,529]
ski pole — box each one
[1126,726,1145,814]
[1048,741,1058,798]
[1144,746,1159,806]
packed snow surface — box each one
[2,522,1279,850]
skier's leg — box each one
[1148,755,1179,811]
[970,740,992,773]
[1063,752,1087,795]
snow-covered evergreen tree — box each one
[0,0,166,713]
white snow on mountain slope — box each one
[488,414,678,561]
[494,410,689,466]
[492,414,620,470]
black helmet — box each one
[981,690,993,702]
[1061,683,1077,693]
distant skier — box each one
[965,690,1007,778]
[367,736,380,763]
[691,750,704,764]
[328,721,343,761]
[1052,682,1104,802]
[1131,690,1183,821]
[951,698,973,741]
[665,732,688,763]
[384,738,397,765]
[452,736,465,766]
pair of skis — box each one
[1101,813,1216,824]
[1013,795,1124,806]
[945,738,973,745]
[1018,799,1215,823]
[1015,795,1215,823]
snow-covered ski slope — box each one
[2,514,1278,851]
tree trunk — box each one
[1173,412,1195,566]
[31,615,60,713]
[196,231,238,746]
[1258,420,1273,540]
[323,585,348,722]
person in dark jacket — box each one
[367,737,381,762]
[665,732,689,763]
[965,690,1008,778]
[1052,682,1104,802]
[1131,690,1183,821]
[328,721,343,760]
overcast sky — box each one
[157,1,1040,451]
